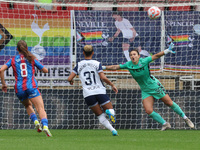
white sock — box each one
[108,109,115,116]
[98,113,115,132]
[123,50,131,61]
[183,115,187,120]
[163,122,167,125]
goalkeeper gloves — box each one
[164,42,175,55]
[102,66,106,70]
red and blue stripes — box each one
[31,60,37,89]
[11,56,18,93]
[5,54,44,93]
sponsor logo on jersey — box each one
[131,67,145,72]
[87,85,100,90]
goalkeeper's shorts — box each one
[141,82,167,100]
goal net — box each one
[0,0,199,130]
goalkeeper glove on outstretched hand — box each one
[164,42,175,55]
[102,66,106,70]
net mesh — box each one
[0,0,199,130]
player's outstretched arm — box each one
[152,43,175,61]
[0,65,8,93]
[102,65,120,70]
[41,67,48,73]
[67,72,76,85]
[99,72,118,94]
[108,29,121,42]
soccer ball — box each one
[147,6,161,19]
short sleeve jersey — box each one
[5,54,44,93]
[120,56,160,92]
[115,18,134,39]
[73,59,106,98]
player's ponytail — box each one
[17,40,36,63]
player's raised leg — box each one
[161,94,194,128]
[102,102,116,124]
[122,43,131,61]
[30,95,52,137]
[105,109,116,124]
[91,104,118,136]
[21,98,42,133]
[143,96,171,131]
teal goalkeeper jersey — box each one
[120,56,160,92]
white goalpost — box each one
[0,0,199,130]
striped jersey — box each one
[5,54,44,93]
[73,59,106,98]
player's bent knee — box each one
[25,104,32,109]
[145,110,153,115]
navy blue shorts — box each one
[123,38,131,44]
[16,88,41,102]
[122,36,140,46]
[84,94,110,108]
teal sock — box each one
[170,102,185,117]
[149,111,166,125]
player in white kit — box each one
[108,11,138,61]
[67,45,118,136]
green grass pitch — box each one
[0,129,199,150]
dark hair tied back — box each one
[17,40,36,63]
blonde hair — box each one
[83,45,93,56]
[84,45,93,52]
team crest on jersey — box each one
[76,29,109,46]
[0,24,13,51]
[16,58,21,62]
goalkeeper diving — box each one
[102,43,194,130]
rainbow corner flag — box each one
[81,31,104,44]
[170,35,190,45]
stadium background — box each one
[0,0,199,130]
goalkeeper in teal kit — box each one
[103,43,194,130]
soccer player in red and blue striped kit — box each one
[0,40,52,137]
